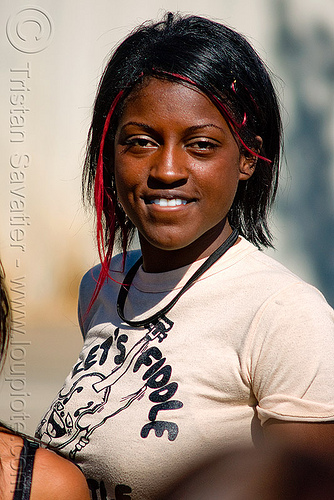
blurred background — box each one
[0,0,333,435]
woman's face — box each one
[114,78,254,270]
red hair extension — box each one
[242,112,247,127]
[206,91,271,163]
[86,90,125,315]
[231,78,260,111]
[86,74,148,315]
[232,78,261,118]
[94,90,124,267]
[154,69,241,131]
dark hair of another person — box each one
[0,262,10,374]
[82,12,282,302]
[0,264,39,439]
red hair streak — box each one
[154,69,271,163]
[86,90,125,315]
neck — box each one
[139,219,236,273]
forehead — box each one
[117,77,229,128]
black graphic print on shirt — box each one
[87,479,131,500]
[36,315,183,459]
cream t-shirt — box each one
[36,238,334,500]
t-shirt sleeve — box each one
[248,282,334,425]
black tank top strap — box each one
[13,437,39,500]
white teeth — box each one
[152,198,187,206]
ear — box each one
[238,135,263,181]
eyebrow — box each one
[119,121,226,134]
[119,122,154,134]
[186,124,226,134]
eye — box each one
[187,139,220,155]
[193,141,217,149]
[123,136,158,151]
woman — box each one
[36,13,334,500]
[0,262,90,500]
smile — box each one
[149,198,188,207]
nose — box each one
[148,144,188,187]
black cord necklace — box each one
[117,228,239,328]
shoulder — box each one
[31,447,90,500]
[230,239,334,344]
[235,239,332,306]
[236,238,303,281]
[79,249,142,294]
[78,250,142,336]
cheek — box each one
[115,177,130,210]
[202,161,241,201]
[114,162,141,217]
[114,154,144,192]
[114,157,131,199]
[114,165,123,195]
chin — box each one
[140,229,194,249]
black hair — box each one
[83,12,282,295]
[0,262,43,443]
[0,262,10,374]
